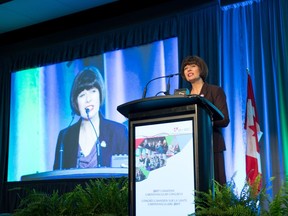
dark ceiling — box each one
[0,0,217,46]
[0,0,118,34]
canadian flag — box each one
[244,73,263,185]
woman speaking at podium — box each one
[180,55,230,185]
[53,66,128,170]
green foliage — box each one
[12,189,62,216]
[188,175,288,216]
[13,177,128,216]
[189,180,262,216]
[260,180,288,216]
[12,175,288,216]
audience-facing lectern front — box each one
[117,95,223,216]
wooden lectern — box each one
[117,94,223,216]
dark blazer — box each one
[53,113,128,170]
[199,82,230,152]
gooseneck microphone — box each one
[165,76,171,96]
[85,108,101,167]
[142,73,180,99]
[59,111,75,170]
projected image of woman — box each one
[53,66,128,170]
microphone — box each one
[142,73,180,99]
[85,107,90,117]
[165,76,171,96]
[85,108,101,167]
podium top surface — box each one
[117,95,224,121]
[21,168,128,181]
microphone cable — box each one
[85,108,101,167]
[59,111,75,170]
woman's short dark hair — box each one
[180,55,208,81]
[70,66,105,115]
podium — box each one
[117,95,223,216]
[21,167,128,181]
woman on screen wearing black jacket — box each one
[53,66,128,170]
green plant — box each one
[13,177,128,216]
[188,175,288,216]
[189,175,266,216]
[260,180,288,216]
[12,175,288,216]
